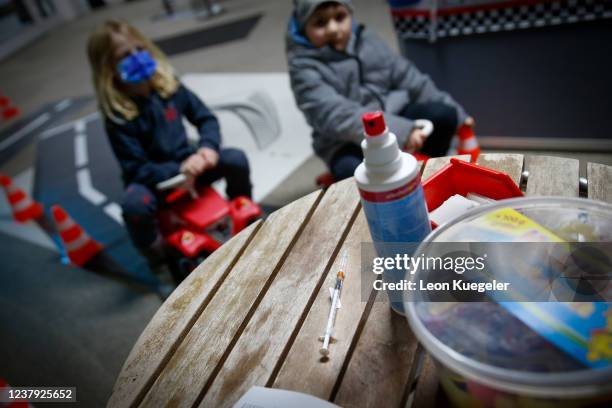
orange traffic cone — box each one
[0,174,43,223]
[456,124,480,162]
[51,205,103,266]
[0,95,20,121]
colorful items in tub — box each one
[445,207,612,367]
[501,303,612,369]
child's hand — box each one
[464,116,475,127]
[404,128,427,153]
[198,147,219,170]
[180,154,206,177]
[182,172,196,192]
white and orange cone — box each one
[456,124,480,162]
[51,205,103,267]
[0,174,43,223]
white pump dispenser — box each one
[354,111,431,315]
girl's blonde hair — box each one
[87,20,178,122]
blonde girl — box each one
[87,20,252,267]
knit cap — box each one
[293,0,354,31]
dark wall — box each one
[400,20,612,145]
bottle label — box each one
[360,181,431,244]
[358,176,420,203]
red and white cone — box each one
[0,174,44,223]
[0,95,20,121]
[0,378,33,408]
[456,124,480,162]
[51,205,103,267]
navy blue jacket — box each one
[105,84,221,188]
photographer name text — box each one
[374,279,511,292]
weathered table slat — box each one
[477,153,524,186]
[201,178,361,407]
[525,155,579,197]
[137,190,322,407]
[587,162,612,204]
[272,211,370,398]
[108,220,262,408]
[421,155,470,181]
[333,291,420,408]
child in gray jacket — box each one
[287,0,474,180]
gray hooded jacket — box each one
[286,22,468,165]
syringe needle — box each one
[339,250,348,274]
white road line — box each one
[104,203,124,225]
[54,99,72,112]
[39,121,74,140]
[0,220,58,252]
[39,112,100,140]
[74,119,86,133]
[74,133,88,167]
[0,113,50,151]
[77,168,107,205]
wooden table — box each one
[108,154,612,408]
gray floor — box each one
[0,0,399,121]
[0,1,611,406]
[0,230,161,407]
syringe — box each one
[319,250,348,356]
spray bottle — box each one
[354,111,431,315]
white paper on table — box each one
[233,386,341,408]
[429,194,480,226]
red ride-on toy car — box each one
[156,174,262,279]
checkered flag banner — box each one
[390,0,612,40]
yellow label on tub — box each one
[475,208,565,242]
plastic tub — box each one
[404,197,612,407]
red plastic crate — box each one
[422,158,523,228]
